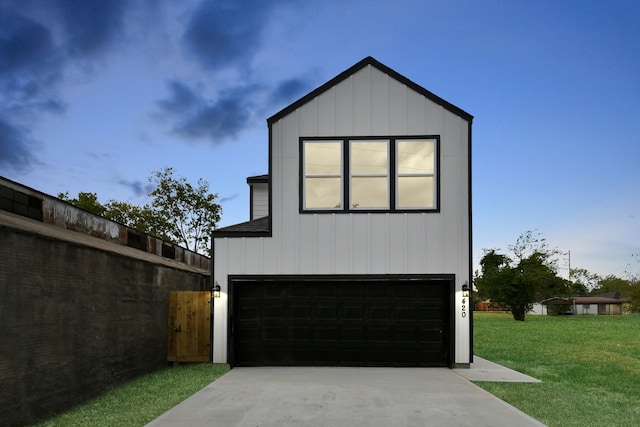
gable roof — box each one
[267,56,473,125]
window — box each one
[396,139,435,209]
[302,141,343,209]
[350,140,389,209]
[301,136,438,212]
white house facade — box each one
[212,57,473,368]
[247,175,269,220]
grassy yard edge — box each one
[35,363,230,427]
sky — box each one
[1,0,639,279]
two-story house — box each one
[212,57,473,368]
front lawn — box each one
[474,313,640,426]
[35,363,229,427]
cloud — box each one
[0,10,62,101]
[157,80,258,143]
[219,194,238,203]
[0,11,55,75]
[53,0,128,57]
[157,80,201,114]
[269,77,313,109]
[0,1,131,172]
[118,179,154,198]
[174,94,250,141]
[157,74,315,144]
[2,0,314,163]
[0,117,33,173]
[182,0,275,70]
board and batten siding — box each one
[213,64,471,365]
[250,182,269,220]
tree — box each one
[628,253,640,312]
[592,274,640,313]
[592,275,631,298]
[58,168,222,256]
[570,268,601,293]
[103,200,168,240]
[58,191,106,216]
[475,231,569,321]
[148,167,222,255]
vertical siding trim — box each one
[331,213,336,274]
[385,213,390,272]
[366,213,371,272]
[313,213,318,274]
[403,213,408,273]
[467,120,474,363]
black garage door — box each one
[230,276,452,367]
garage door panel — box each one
[393,306,416,320]
[342,285,365,297]
[316,305,338,318]
[238,283,262,298]
[263,326,287,341]
[237,325,261,342]
[262,346,287,362]
[419,306,445,320]
[389,326,409,340]
[419,283,447,297]
[343,305,365,319]
[232,277,451,367]
[290,304,312,318]
[315,326,338,341]
[265,282,288,297]
[289,348,317,363]
[238,306,260,320]
[289,325,313,341]
[367,327,391,341]
[393,284,417,297]
[417,328,443,343]
[368,305,390,320]
[263,304,287,318]
[317,283,338,297]
[289,283,311,297]
[342,326,366,342]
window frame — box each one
[301,140,344,211]
[349,139,390,210]
[300,135,440,213]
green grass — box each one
[473,313,640,427]
[35,363,229,427]
[32,316,640,426]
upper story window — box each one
[301,136,439,213]
[302,141,343,209]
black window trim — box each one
[299,135,440,214]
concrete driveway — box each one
[146,359,545,427]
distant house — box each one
[540,296,628,315]
[212,57,473,368]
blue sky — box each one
[1,0,639,278]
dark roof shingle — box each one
[213,216,271,237]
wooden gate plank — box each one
[167,291,178,362]
[168,291,211,363]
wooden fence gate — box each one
[167,291,211,362]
